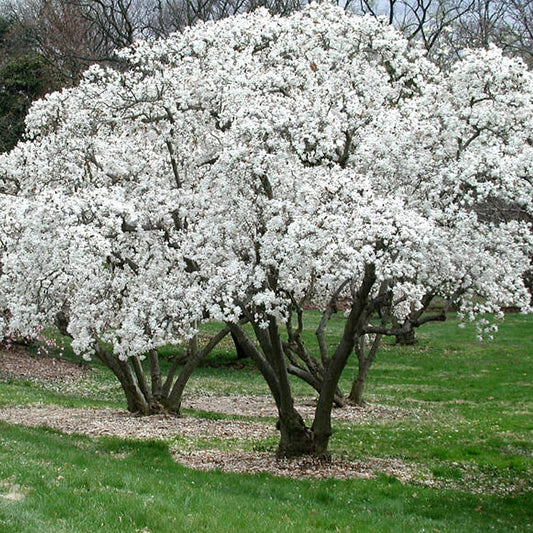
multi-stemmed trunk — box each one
[228,318,317,456]
[283,300,347,408]
[94,326,232,415]
[309,266,377,455]
[229,264,377,458]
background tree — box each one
[356,0,475,55]
[450,0,532,66]
[0,12,57,152]
[4,0,135,81]
[2,0,307,80]
[0,0,307,150]
[356,0,533,67]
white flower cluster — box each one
[0,4,531,357]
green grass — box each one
[1,424,531,533]
[1,313,532,532]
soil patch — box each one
[0,406,274,440]
[0,347,90,384]
[171,449,424,482]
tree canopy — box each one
[0,3,531,455]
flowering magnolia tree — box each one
[0,4,531,456]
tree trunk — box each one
[348,366,369,406]
[149,348,162,401]
[231,331,249,359]
[228,321,323,457]
[348,333,382,406]
[276,408,318,458]
[395,329,417,345]
[165,325,232,413]
[265,319,318,457]
[131,355,153,404]
[94,345,152,414]
[312,265,377,454]
[93,326,232,416]
[228,263,378,459]
[164,350,201,414]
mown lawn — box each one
[0,313,532,532]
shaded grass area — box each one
[0,313,532,531]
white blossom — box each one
[0,3,531,358]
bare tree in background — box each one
[3,0,157,81]
[2,0,309,82]
[5,0,531,78]
[7,1,93,82]
[504,0,533,65]
[146,0,305,35]
[356,0,475,54]
[356,0,532,66]
[469,0,533,66]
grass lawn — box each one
[0,313,532,532]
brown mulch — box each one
[0,406,275,440]
[171,450,424,482]
[0,346,90,383]
[0,404,427,482]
